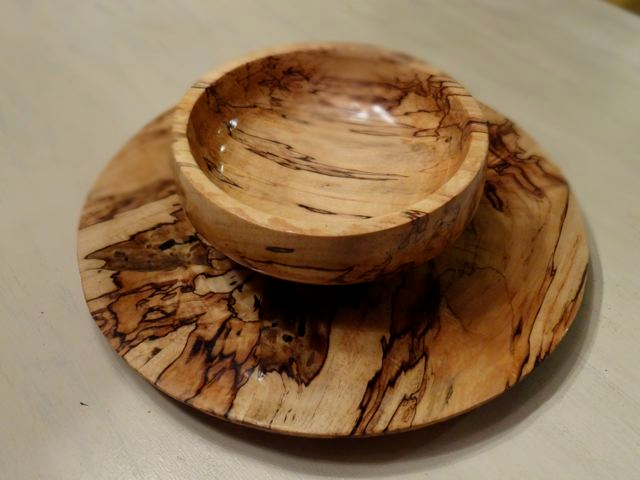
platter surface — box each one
[77,104,589,437]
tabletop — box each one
[1,1,639,478]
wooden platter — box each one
[77,103,589,437]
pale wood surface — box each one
[1,0,639,478]
[78,104,587,437]
[173,43,488,284]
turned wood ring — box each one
[172,43,489,284]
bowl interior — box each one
[187,46,477,225]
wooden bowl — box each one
[172,43,488,284]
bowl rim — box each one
[172,42,489,238]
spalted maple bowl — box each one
[172,43,489,284]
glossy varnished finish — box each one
[78,104,588,437]
[172,44,489,284]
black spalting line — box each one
[159,239,176,250]
[512,316,524,343]
[298,203,372,220]
[311,74,456,103]
[403,209,426,220]
[298,204,335,215]
[484,182,504,212]
[487,120,566,195]
[445,385,454,404]
[240,256,354,274]
[85,207,209,274]
[231,127,407,181]
[266,246,295,253]
[485,117,575,381]
[347,129,402,137]
[151,266,259,409]
[547,262,589,351]
[79,178,176,229]
[202,156,241,188]
[350,273,441,434]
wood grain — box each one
[78,103,588,437]
[172,44,489,284]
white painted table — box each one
[1,1,639,478]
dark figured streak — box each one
[232,127,406,181]
[86,208,209,272]
[240,256,355,274]
[512,316,524,343]
[79,179,176,229]
[159,239,176,250]
[202,156,241,188]
[351,272,440,434]
[298,203,372,220]
[403,209,426,220]
[445,385,454,404]
[348,129,401,137]
[484,182,504,212]
[266,246,295,253]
